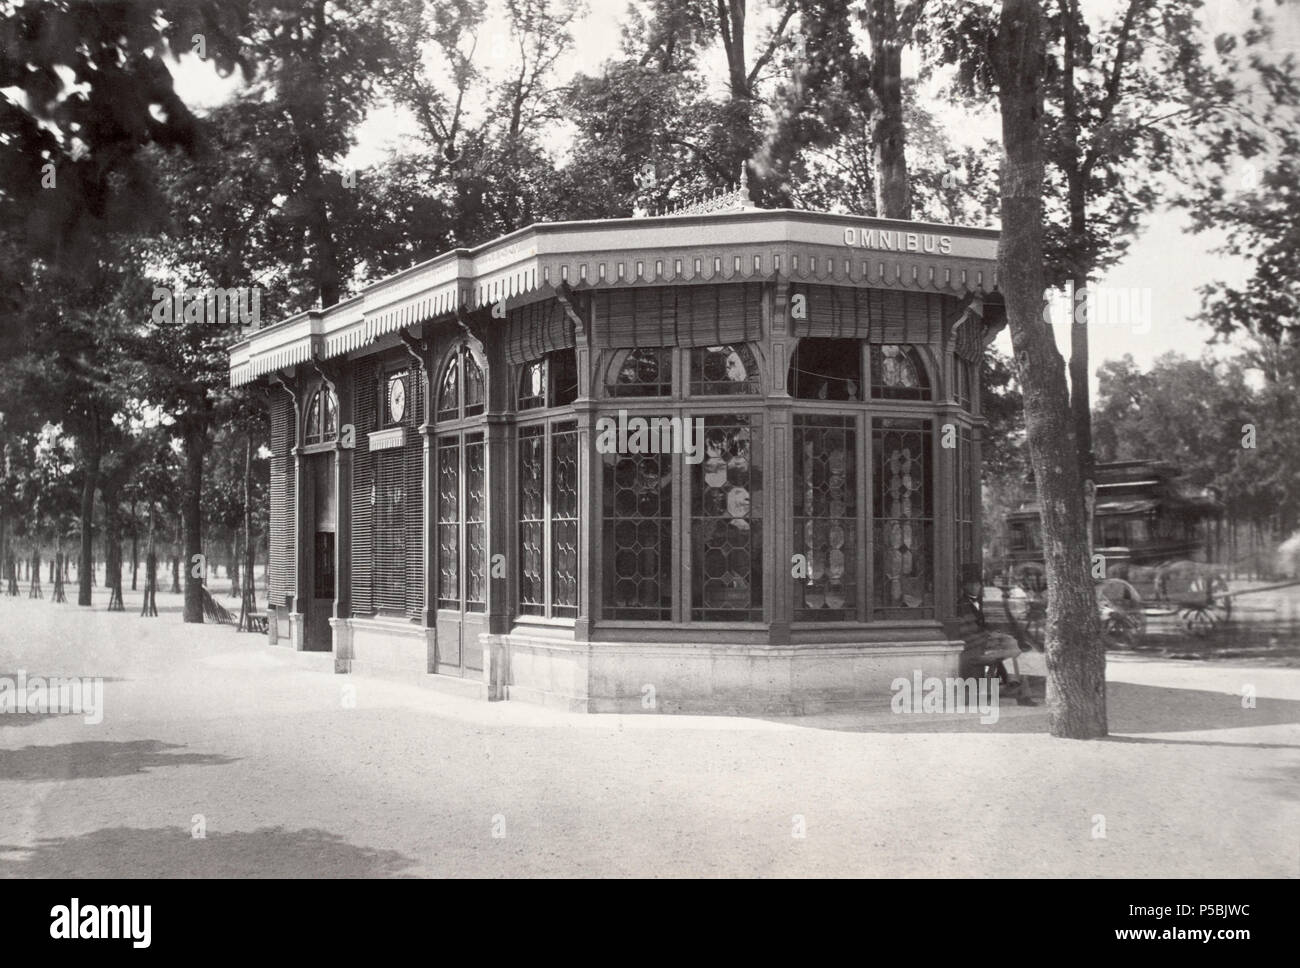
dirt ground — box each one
[1,580,1297,878]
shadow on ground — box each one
[785,679,1300,745]
[0,826,417,878]
[0,740,237,782]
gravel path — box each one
[1,591,1297,877]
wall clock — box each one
[388,373,407,423]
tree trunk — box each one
[1059,0,1093,477]
[867,0,911,219]
[995,0,1106,739]
[131,522,139,591]
[182,421,207,623]
[229,538,240,598]
[104,488,124,611]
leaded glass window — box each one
[519,361,546,411]
[437,344,484,421]
[518,425,580,616]
[602,435,672,619]
[793,415,857,621]
[551,424,579,617]
[692,416,762,620]
[304,387,338,444]
[519,426,545,614]
[464,352,485,416]
[606,347,671,397]
[464,434,486,612]
[788,338,862,400]
[436,355,459,422]
[305,392,321,442]
[873,418,933,617]
[518,349,578,411]
[435,432,487,613]
[691,344,760,395]
[436,438,460,610]
[870,345,931,400]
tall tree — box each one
[993,0,1106,738]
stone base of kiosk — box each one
[484,633,961,715]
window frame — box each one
[303,385,339,444]
[784,338,940,624]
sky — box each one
[168,0,1300,398]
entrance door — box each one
[305,454,337,651]
[434,432,486,676]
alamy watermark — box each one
[891,670,1000,724]
[1042,281,1152,335]
[0,670,104,724]
[594,410,705,464]
[151,286,262,327]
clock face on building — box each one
[388,374,407,423]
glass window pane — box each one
[606,347,671,397]
[464,351,485,416]
[871,345,931,400]
[305,391,321,442]
[550,348,578,406]
[518,426,545,615]
[793,415,856,621]
[602,424,672,619]
[519,360,546,411]
[436,438,459,609]
[691,344,760,395]
[464,434,486,611]
[873,418,933,617]
[692,415,762,621]
[787,338,862,400]
[436,355,458,422]
[551,422,579,617]
[323,390,338,439]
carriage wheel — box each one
[1178,600,1231,636]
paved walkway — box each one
[1,589,1297,877]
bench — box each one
[245,612,269,634]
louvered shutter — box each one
[351,365,375,615]
[373,447,406,611]
[792,287,957,343]
[268,391,293,607]
[405,370,425,617]
[505,298,576,364]
[594,284,763,348]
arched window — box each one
[870,345,931,400]
[787,338,861,400]
[605,347,671,397]
[691,343,760,395]
[436,344,485,422]
[304,387,338,443]
[518,348,578,411]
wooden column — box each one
[767,279,793,644]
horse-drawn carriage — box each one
[995,460,1229,648]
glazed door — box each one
[434,432,487,676]
[306,454,337,652]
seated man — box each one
[956,580,1037,705]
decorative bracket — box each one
[455,307,489,347]
[398,326,430,374]
[554,282,587,341]
[310,350,344,396]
